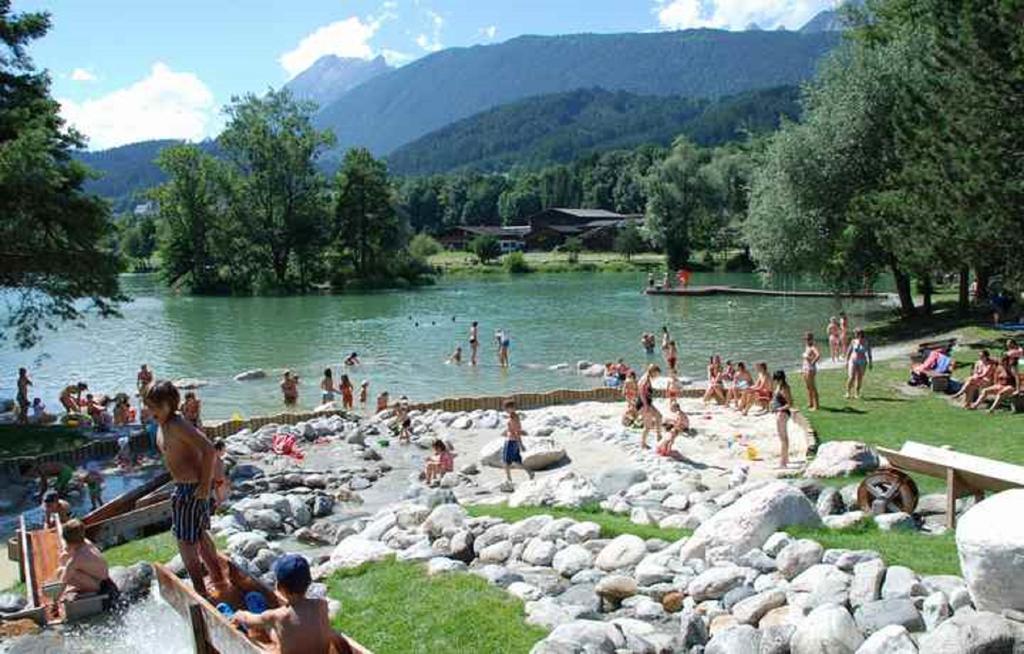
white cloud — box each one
[479,25,497,40]
[654,0,833,31]
[279,2,402,78]
[279,17,379,77]
[69,68,96,82]
[59,62,215,150]
[415,9,445,52]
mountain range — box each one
[386,86,801,175]
[76,17,842,207]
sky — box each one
[15,0,836,150]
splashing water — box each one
[56,581,193,654]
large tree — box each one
[218,89,334,289]
[334,148,402,276]
[0,2,122,348]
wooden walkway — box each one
[645,285,883,299]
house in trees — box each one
[437,225,529,253]
[439,208,643,252]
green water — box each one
[1,272,888,420]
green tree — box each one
[561,236,583,264]
[121,215,157,261]
[152,145,226,291]
[614,222,645,261]
[409,233,442,260]
[0,3,123,348]
[469,235,501,264]
[334,148,402,276]
[218,89,334,289]
[644,138,716,269]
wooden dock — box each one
[645,285,883,299]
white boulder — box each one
[956,488,1024,613]
[479,437,566,470]
[805,441,879,478]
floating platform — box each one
[644,285,884,299]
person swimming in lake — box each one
[339,374,354,410]
[449,345,463,364]
[826,317,841,362]
[145,380,227,601]
[469,321,479,366]
[281,371,299,406]
[320,369,336,403]
[344,352,360,366]
[641,332,656,356]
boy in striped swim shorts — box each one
[145,380,227,600]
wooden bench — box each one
[875,441,1024,528]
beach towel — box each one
[271,433,304,460]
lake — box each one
[0,272,889,420]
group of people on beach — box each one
[950,339,1023,412]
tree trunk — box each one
[975,266,990,301]
[921,275,933,315]
[958,267,970,315]
[891,260,915,316]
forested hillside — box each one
[387,86,800,175]
[317,29,837,154]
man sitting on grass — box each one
[232,554,352,654]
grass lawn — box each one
[102,530,227,568]
[0,424,90,459]
[428,250,664,274]
[467,502,690,542]
[327,558,547,654]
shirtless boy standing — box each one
[501,400,533,488]
[144,380,226,599]
[232,554,351,654]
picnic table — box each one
[859,441,1024,528]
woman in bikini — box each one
[952,350,995,406]
[970,356,1018,412]
[339,374,354,410]
[826,317,841,362]
[702,356,725,405]
[636,364,662,449]
[845,329,872,399]
[802,332,822,411]
[770,370,794,469]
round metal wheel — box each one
[857,469,919,515]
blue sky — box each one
[16,0,835,149]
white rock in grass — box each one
[956,489,1024,613]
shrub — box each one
[409,233,443,260]
[503,251,532,273]
[469,235,502,264]
[561,236,583,264]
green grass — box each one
[102,530,227,567]
[327,558,548,654]
[789,520,960,576]
[0,424,90,459]
[428,250,664,275]
[466,502,691,542]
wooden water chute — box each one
[155,556,372,654]
[859,441,1024,528]
[81,471,174,547]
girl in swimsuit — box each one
[622,371,639,425]
[339,374,354,410]
[637,364,662,449]
[845,329,872,399]
[320,368,336,403]
[728,361,752,407]
[702,356,725,405]
[970,356,1018,412]
[826,317,841,362]
[770,370,794,469]
[741,362,772,415]
[802,332,822,411]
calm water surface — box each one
[1,272,888,420]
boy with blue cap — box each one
[232,553,352,654]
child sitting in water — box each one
[424,439,454,485]
[449,345,462,364]
[344,352,360,366]
[232,554,351,654]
